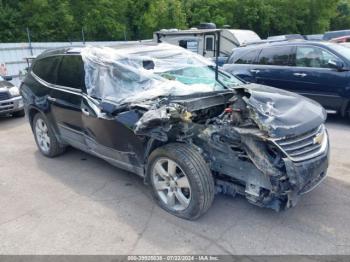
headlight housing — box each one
[8,86,20,97]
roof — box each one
[36,42,185,59]
[36,40,159,59]
[235,39,333,49]
[155,29,221,35]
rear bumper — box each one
[0,96,24,115]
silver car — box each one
[0,76,24,117]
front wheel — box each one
[148,143,215,220]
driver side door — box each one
[287,45,349,111]
[81,97,145,177]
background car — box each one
[323,29,350,41]
[267,34,305,41]
[0,75,24,117]
[330,35,350,44]
[223,40,350,118]
[304,34,324,41]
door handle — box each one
[293,73,307,77]
[47,96,56,102]
[82,108,90,116]
[250,69,260,73]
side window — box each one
[235,50,260,64]
[56,55,85,90]
[32,56,61,83]
[178,40,198,53]
[205,36,214,51]
[295,46,341,68]
[179,40,188,49]
[258,46,293,66]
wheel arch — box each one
[28,106,65,145]
[28,106,42,130]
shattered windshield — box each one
[81,44,242,105]
[158,65,240,89]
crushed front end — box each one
[134,84,329,211]
[197,121,329,211]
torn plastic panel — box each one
[81,44,241,105]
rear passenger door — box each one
[252,45,296,89]
[50,55,87,150]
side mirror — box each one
[328,59,344,71]
[2,75,12,81]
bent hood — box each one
[240,84,327,138]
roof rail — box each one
[240,38,305,47]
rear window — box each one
[234,49,260,64]
[56,55,85,90]
[32,56,61,83]
[258,46,293,66]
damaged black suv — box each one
[21,43,329,220]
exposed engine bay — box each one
[127,86,329,211]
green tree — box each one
[0,2,24,42]
[141,0,187,38]
[18,0,74,41]
[68,0,127,41]
[331,0,350,30]
[0,0,346,42]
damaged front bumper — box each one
[212,125,330,211]
[283,143,329,203]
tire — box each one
[147,143,215,220]
[32,113,66,157]
[13,109,25,117]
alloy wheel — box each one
[35,118,51,154]
[152,158,191,211]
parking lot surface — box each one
[0,115,350,255]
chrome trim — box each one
[30,71,101,112]
[271,125,328,162]
[0,96,22,104]
[31,71,82,96]
[0,96,23,112]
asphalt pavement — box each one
[0,114,349,255]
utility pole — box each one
[26,27,33,56]
[82,27,85,45]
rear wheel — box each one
[33,113,66,157]
[148,143,214,220]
